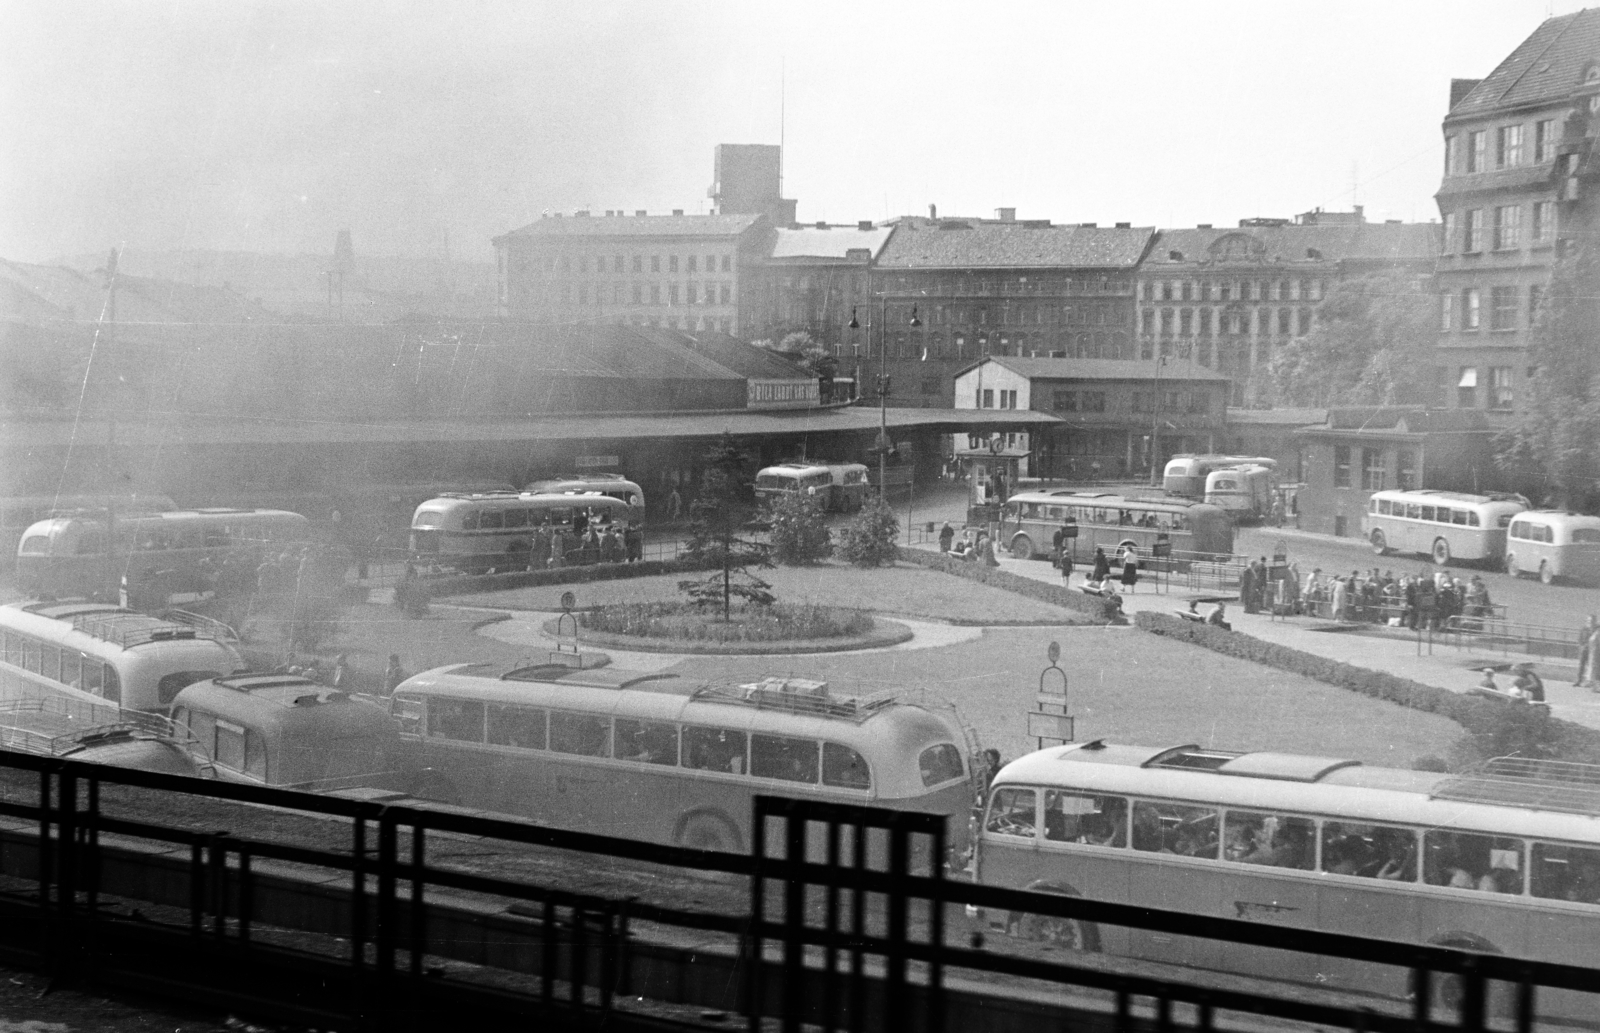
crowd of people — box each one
[1237,562,1495,629]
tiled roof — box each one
[1450,10,1600,117]
[959,356,1229,383]
[1144,223,1439,268]
[767,225,894,261]
[877,222,1153,270]
[496,213,763,241]
[669,331,816,380]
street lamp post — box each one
[1149,354,1168,486]
[849,298,920,497]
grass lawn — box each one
[448,559,1078,625]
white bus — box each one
[522,473,646,513]
[998,490,1234,561]
[0,695,206,777]
[1363,489,1528,566]
[0,492,176,570]
[389,664,977,859]
[1163,455,1277,498]
[1504,511,1600,585]
[754,462,871,513]
[0,600,244,713]
[15,507,310,601]
[409,492,636,574]
[974,741,1600,1022]
[1204,465,1275,522]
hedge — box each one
[898,548,1123,625]
[1134,611,1600,764]
[422,552,766,598]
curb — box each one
[540,615,916,655]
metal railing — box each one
[1443,616,1586,661]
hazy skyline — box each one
[1,0,1587,265]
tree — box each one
[1496,244,1600,507]
[835,496,900,567]
[756,330,839,380]
[768,489,832,564]
[1268,272,1436,408]
[677,433,775,618]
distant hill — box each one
[44,248,498,322]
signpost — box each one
[1028,641,1074,748]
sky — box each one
[0,0,1590,265]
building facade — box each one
[1435,9,1600,419]
[744,222,895,350]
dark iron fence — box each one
[0,750,1594,1032]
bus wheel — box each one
[1431,538,1451,566]
[1013,887,1100,951]
[1010,534,1034,560]
[1539,560,1555,585]
[1505,553,1521,578]
[1426,935,1505,1018]
[675,810,742,853]
[1370,529,1388,555]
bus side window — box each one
[1469,512,1481,527]
[390,694,424,735]
[479,510,504,530]
[102,666,121,704]
[503,508,528,529]
[159,671,219,707]
[822,742,871,789]
[985,787,1037,838]
[1043,791,1127,847]
[616,719,679,765]
[752,734,819,783]
[1532,843,1600,905]
[81,658,104,696]
[1424,829,1524,893]
[40,645,59,682]
[215,720,247,770]
[430,699,485,743]
[549,711,610,757]
[682,726,747,774]
[1222,810,1314,870]
[487,704,546,749]
[461,512,480,530]
[60,650,81,689]
[1420,506,1435,522]
[188,711,217,756]
[1377,499,1391,516]
[917,743,964,787]
[1131,801,1218,858]
[1322,821,1418,881]
[22,636,41,675]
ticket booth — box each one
[955,439,1026,527]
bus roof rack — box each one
[690,679,900,722]
[21,602,214,649]
[1431,756,1600,817]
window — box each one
[1424,830,1524,894]
[1490,366,1514,410]
[682,726,746,774]
[632,255,643,272]
[720,285,731,304]
[1458,366,1478,407]
[1222,810,1314,870]
[823,742,872,789]
[1321,821,1417,880]
[1439,292,1453,332]
[686,255,697,273]
[1529,284,1545,325]
[980,388,994,408]
[1334,446,1352,488]
[722,255,732,272]
[549,712,610,757]
[186,711,216,756]
[614,719,678,765]
[215,720,247,771]
[668,285,679,305]
[650,285,660,304]
[486,704,546,749]
[1052,390,1077,412]
[1532,201,1554,244]
[1131,800,1218,857]
[1396,450,1416,490]
[1441,212,1458,253]
[650,256,660,273]
[1493,205,1521,249]
[751,734,819,783]
[102,666,121,705]
[916,744,964,787]
[1467,130,1485,172]
[1531,842,1600,905]
[1297,308,1311,335]
[985,788,1037,838]
[1043,792,1128,846]
[1445,134,1460,173]
[1535,118,1557,164]
[430,699,485,742]
[1361,448,1386,491]
[1131,392,1153,414]
[1490,286,1517,330]
[1463,209,1483,252]
[1462,288,1480,330]
[245,729,267,779]
[1497,124,1523,167]
[1082,392,1106,413]
[158,671,217,707]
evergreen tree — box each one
[1497,244,1600,508]
[1268,272,1436,407]
[677,433,775,618]
[768,488,833,564]
[835,496,900,567]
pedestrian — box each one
[1059,548,1074,587]
[1120,546,1139,593]
[666,486,683,524]
[1576,614,1600,688]
[938,521,955,554]
[1091,546,1111,585]
[331,652,350,690]
[625,524,644,563]
[1240,560,1258,614]
[384,654,406,695]
[980,533,1001,568]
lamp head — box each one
[848,306,859,330]
[909,305,921,328]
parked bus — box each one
[409,492,636,574]
[15,508,309,601]
[973,740,1600,1022]
[998,491,1233,561]
[0,695,206,777]
[0,492,176,571]
[1163,455,1277,498]
[754,462,871,513]
[170,673,412,792]
[522,473,646,513]
[0,600,244,713]
[1504,511,1600,585]
[389,664,978,859]
[1363,489,1529,567]
[1204,465,1275,522]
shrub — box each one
[579,601,873,643]
[836,497,901,567]
[898,548,1122,624]
[768,490,833,565]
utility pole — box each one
[103,248,120,602]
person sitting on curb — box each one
[1207,602,1231,630]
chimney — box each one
[1353,204,1365,224]
[929,203,937,220]
[575,210,591,217]
[1449,78,1482,109]
[995,207,1016,222]
[1080,222,1097,228]
[1197,223,1212,229]
[635,209,647,217]
[815,221,828,229]
[857,220,873,231]
[1115,222,1131,229]
[672,208,684,216]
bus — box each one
[973,740,1600,1022]
[0,492,176,571]
[0,695,207,777]
[409,492,636,574]
[522,473,646,513]
[1204,465,1275,522]
[754,462,871,513]
[0,600,244,713]
[997,491,1233,561]
[1363,489,1529,567]
[15,508,310,601]
[389,664,978,859]
[170,673,412,792]
[1163,455,1277,498]
[1504,511,1600,585]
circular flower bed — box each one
[579,601,873,643]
